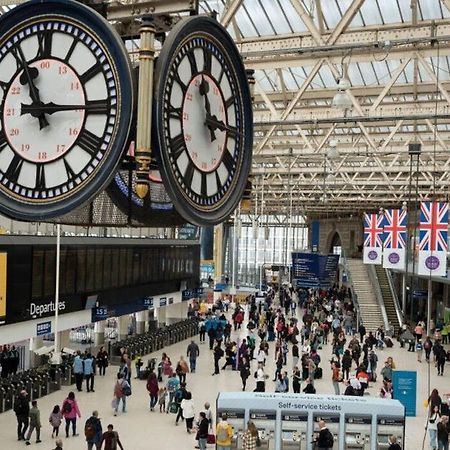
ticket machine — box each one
[377,417,405,449]
[280,412,308,450]
[217,409,245,449]
[249,410,277,450]
[313,414,340,449]
[344,415,371,449]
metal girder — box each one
[238,21,450,69]
[220,0,244,28]
[107,0,197,20]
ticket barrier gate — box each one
[250,410,276,450]
[344,416,371,449]
[377,417,405,449]
[0,382,13,411]
[313,414,340,449]
[280,413,308,450]
[218,409,245,449]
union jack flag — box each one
[383,209,407,249]
[419,202,448,252]
[364,213,384,248]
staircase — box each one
[374,265,401,336]
[347,259,384,332]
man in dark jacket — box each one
[14,389,30,441]
[186,341,200,373]
[85,410,102,450]
[316,420,334,449]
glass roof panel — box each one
[418,0,444,20]
[241,1,274,36]
[347,63,366,86]
[260,0,292,34]
[359,0,384,26]
[375,0,402,24]
[277,0,308,32]
[234,5,259,37]
[321,0,345,28]
[281,70,299,91]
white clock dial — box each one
[0,1,133,220]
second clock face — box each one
[154,16,253,225]
[0,0,133,220]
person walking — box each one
[14,389,29,441]
[180,391,195,434]
[239,357,250,391]
[113,373,130,416]
[176,356,189,384]
[146,372,159,411]
[96,347,108,377]
[174,382,187,426]
[428,405,441,450]
[254,362,267,392]
[84,353,95,393]
[212,342,224,376]
[199,320,206,344]
[315,419,334,450]
[101,424,124,450]
[73,351,84,392]
[437,415,449,450]
[216,413,233,450]
[53,438,63,450]
[84,410,102,450]
[187,341,200,373]
[242,421,259,450]
[292,367,302,394]
[49,404,63,438]
[331,361,341,395]
[62,392,81,438]
[25,400,41,445]
[197,411,209,450]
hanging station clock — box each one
[153,16,253,225]
[0,0,133,220]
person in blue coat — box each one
[83,354,95,393]
[73,351,84,392]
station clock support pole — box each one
[135,16,156,198]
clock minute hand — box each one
[15,46,49,130]
[21,101,108,116]
[198,76,216,142]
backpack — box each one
[323,429,334,448]
[122,383,132,396]
[174,389,184,403]
[217,423,230,442]
[84,420,96,440]
[63,400,72,414]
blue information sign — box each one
[36,321,51,336]
[159,297,167,307]
[392,370,417,416]
[91,307,108,322]
[292,252,339,288]
[143,297,154,308]
[182,290,193,301]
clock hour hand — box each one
[198,76,216,142]
[14,46,49,130]
[21,101,107,116]
[205,114,243,138]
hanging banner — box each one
[383,209,407,270]
[363,213,384,265]
[418,202,448,276]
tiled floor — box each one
[0,306,446,450]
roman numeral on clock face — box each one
[35,164,45,189]
[5,154,24,183]
[76,129,102,156]
[170,134,186,160]
[36,29,53,59]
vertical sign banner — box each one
[363,213,384,265]
[383,209,407,270]
[392,370,417,416]
[418,202,448,276]
[0,252,6,318]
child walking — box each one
[49,405,63,438]
[158,387,167,413]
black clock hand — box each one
[205,114,243,138]
[21,101,108,116]
[198,76,216,142]
[14,46,49,130]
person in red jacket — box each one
[146,372,159,411]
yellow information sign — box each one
[0,253,6,317]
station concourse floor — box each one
[0,309,445,450]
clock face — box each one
[0,0,133,220]
[154,16,253,225]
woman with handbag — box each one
[428,405,441,450]
[242,420,259,450]
[196,411,209,450]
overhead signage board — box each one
[292,252,339,288]
[36,321,51,336]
